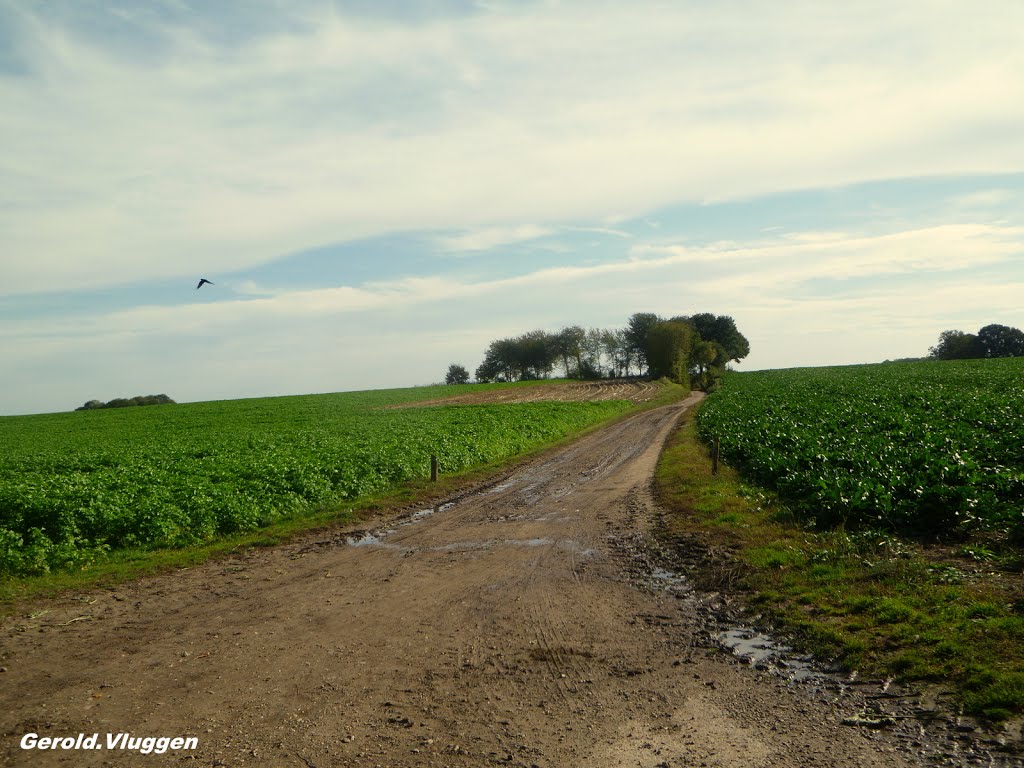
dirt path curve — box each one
[2,395,920,767]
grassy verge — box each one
[655,406,1024,721]
[1,380,690,613]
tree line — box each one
[76,394,176,411]
[446,312,749,389]
[928,324,1024,360]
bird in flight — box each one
[196,278,214,290]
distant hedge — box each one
[76,394,176,411]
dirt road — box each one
[0,396,940,766]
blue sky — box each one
[2,0,1023,415]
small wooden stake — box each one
[711,438,720,475]
[430,454,438,482]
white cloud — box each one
[435,224,555,253]
[632,224,1023,280]
[2,1,1023,296]
[948,188,1018,210]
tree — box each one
[75,394,176,411]
[554,326,587,378]
[684,313,750,364]
[445,364,470,385]
[691,339,718,379]
[475,338,518,382]
[976,324,1024,358]
[516,330,557,379]
[645,321,695,385]
[929,330,983,360]
[601,328,629,377]
[580,328,606,379]
[624,313,662,375]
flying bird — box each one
[196,278,214,290]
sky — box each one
[2,0,1023,415]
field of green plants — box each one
[0,384,633,576]
[697,358,1024,539]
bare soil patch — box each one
[389,379,663,407]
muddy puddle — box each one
[644,563,827,685]
[339,502,456,549]
[717,628,823,682]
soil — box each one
[388,379,664,407]
[1,393,1019,766]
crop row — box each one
[697,358,1024,538]
[0,387,632,576]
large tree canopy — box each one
[624,312,663,376]
[929,324,1023,360]
[645,321,695,384]
[977,324,1024,358]
[683,313,750,364]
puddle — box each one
[717,628,824,682]
[410,502,455,522]
[643,562,825,684]
[345,532,382,547]
[341,501,457,551]
[650,567,689,587]
[344,532,403,551]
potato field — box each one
[0,384,633,576]
[697,358,1024,538]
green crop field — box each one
[697,358,1024,539]
[0,384,634,577]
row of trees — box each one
[76,394,176,411]
[452,312,749,388]
[928,324,1024,360]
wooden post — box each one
[711,438,720,475]
[431,454,438,482]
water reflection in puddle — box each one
[344,532,402,550]
[716,628,823,681]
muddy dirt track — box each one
[0,395,997,766]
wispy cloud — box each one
[631,224,1023,279]
[435,225,555,253]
